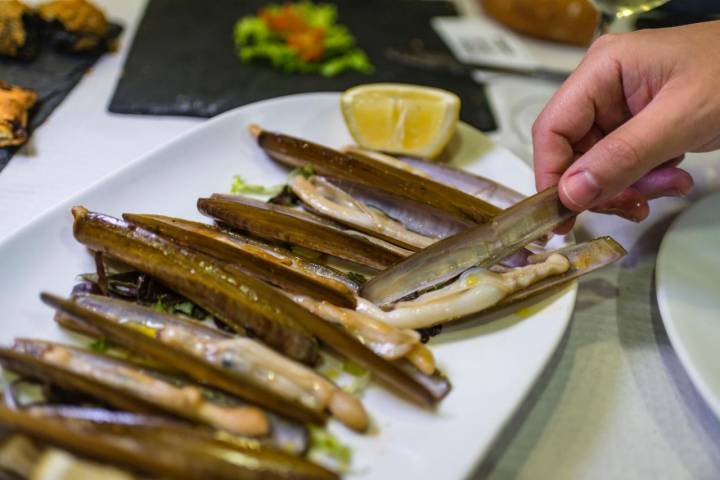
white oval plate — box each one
[656,192,720,418]
[0,93,576,479]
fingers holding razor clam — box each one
[290,175,435,250]
[379,253,571,330]
[157,325,369,432]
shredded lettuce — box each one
[230,175,284,196]
[308,426,352,472]
[316,351,371,394]
[88,338,111,353]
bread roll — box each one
[482,0,598,46]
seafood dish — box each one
[37,0,120,53]
[0,81,37,147]
[0,124,625,479]
[0,0,42,60]
[0,0,120,58]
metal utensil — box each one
[360,186,575,305]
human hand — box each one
[532,21,720,232]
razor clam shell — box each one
[445,237,627,326]
[347,147,526,210]
[0,404,337,480]
[199,195,406,269]
[319,177,471,241]
[41,293,327,426]
[49,291,444,410]
[71,207,319,365]
[254,127,501,223]
[24,405,309,456]
[361,186,575,305]
[2,339,278,439]
[122,213,358,308]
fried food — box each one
[0,81,37,147]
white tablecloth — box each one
[2,1,720,478]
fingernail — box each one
[561,170,602,209]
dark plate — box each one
[0,23,123,173]
[109,0,497,132]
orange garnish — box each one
[287,27,325,61]
[260,4,308,35]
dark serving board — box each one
[0,23,123,173]
[109,0,497,132]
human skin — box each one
[532,21,720,232]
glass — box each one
[590,0,672,36]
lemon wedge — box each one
[340,84,460,159]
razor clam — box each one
[0,339,270,437]
[122,213,359,307]
[362,186,575,305]
[0,403,338,480]
[44,294,369,432]
[370,237,626,329]
[343,146,526,210]
[116,214,444,384]
[373,253,572,330]
[40,293,337,427]
[290,175,436,250]
[289,175,532,268]
[45,289,443,411]
[71,206,319,365]
[199,195,411,269]
[250,125,501,223]
[21,405,308,457]
[289,294,436,376]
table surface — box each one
[2,1,720,478]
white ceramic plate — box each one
[0,93,576,479]
[656,192,720,418]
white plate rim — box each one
[656,192,720,419]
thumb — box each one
[557,90,693,212]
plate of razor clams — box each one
[0,93,625,479]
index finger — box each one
[531,39,630,191]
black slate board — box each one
[109,0,497,132]
[0,23,123,173]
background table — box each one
[2,1,720,478]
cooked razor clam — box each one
[71,209,440,407]
[289,293,436,375]
[288,175,532,269]
[71,206,319,365]
[343,146,526,210]
[0,403,338,480]
[250,125,501,223]
[368,237,627,329]
[0,0,41,59]
[198,195,410,269]
[0,339,270,437]
[157,326,369,432]
[372,254,571,329]
[290,175,435,250]
[122,213,359,307]
[19,404,308,457]
[42,293,368,432]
